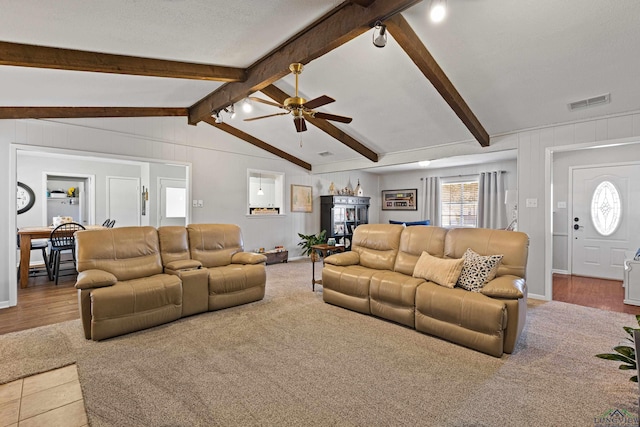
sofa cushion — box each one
[394,226,447,276]
[370,271,424,327]
[352,224,404,271]
[188,224,244,268]
[76,226,163,281]
[457,248,503,292]
[91,274,182,320]
[481,275,526,299]
[413,251,463,289]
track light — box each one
[372,21,387,48]
[242,98,253,113]
[429,0,447,23]
[213,111,223,124]
[224,104,236,119]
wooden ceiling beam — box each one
[0,106,188,119]
[350,0,377,7]
[0,41,246,82]
[260,85,379,162]
[386,14,490,147]
[203,118,311,171]
[188,0,423,124]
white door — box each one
[158,178,187,227]
[107,176,140,227]
[571,164,640,280]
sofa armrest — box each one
[324,251,360,266]
[165,259,202,271]
[231,252,267,265]
[75,269,117,290]
[480,275,526,299]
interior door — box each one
[571,164,640,280]
[107,176,140,227]
[159,178,186,227]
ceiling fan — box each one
[244,63,352,132]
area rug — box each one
[1,260,638,426]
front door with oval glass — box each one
[571,164,640,280]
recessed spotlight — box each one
[418,160,431,167]
[429,0,447,23]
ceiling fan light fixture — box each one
[242,98,253,113]
[429,0,447,23]
[372,21,387,48]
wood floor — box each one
[1,270,639,336]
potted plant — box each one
[596,315,640,382]
[297,230,327,262]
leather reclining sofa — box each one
[74,224,267,340]
[322,224,529,357]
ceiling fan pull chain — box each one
[299,134,303,148]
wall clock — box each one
[17,182,36,215]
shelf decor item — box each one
[382,189,418,211]
[291,184,313,213]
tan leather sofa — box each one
[322,224,529,357]
[75,224,266,340]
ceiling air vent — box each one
[318,151,333,157]
[569,93,610,111]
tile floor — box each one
[0,364,87,427]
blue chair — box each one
[389,220,430,226]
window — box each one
[440,180,479,227]
[591,180,621,236]
[247,169,284,215]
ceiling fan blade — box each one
[303,95,335,110]
[294,117,307,132]
[313,112,352,124]
[249,97,285,109]
[244,112,289,122]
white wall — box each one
[3,110,640,307]
[2,117,314,307]
[551,144,640,272]
[375,159,517,225]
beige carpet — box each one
[1,260,638,426]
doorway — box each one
[158,177,186,227]
[570,164,640,280]
[106,176,141,227]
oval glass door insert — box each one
[590,180,621,236]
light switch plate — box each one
[526,198,538,208]
[197,200,204,207]
[192,200,198,208]
[557,201,567,209]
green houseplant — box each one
[596,315,640,382]
[297,230,327,262]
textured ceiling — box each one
[1,0,639,172]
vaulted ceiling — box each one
[1,0,639,172]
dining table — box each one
[17,225,103,288]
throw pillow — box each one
[413,251,464,289]
[457,248,503,292]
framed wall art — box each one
[291,184,313,213]
[381,189,418,211]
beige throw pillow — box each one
[412,251,464,289]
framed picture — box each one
[291,184,313,213]
[382,189,418,211]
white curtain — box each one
[477,171,507,229]
[422,176,440,226]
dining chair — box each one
[16,229,52,281]
[102,218,111,227]
[49,222,86,285]
[107,219,116,228]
